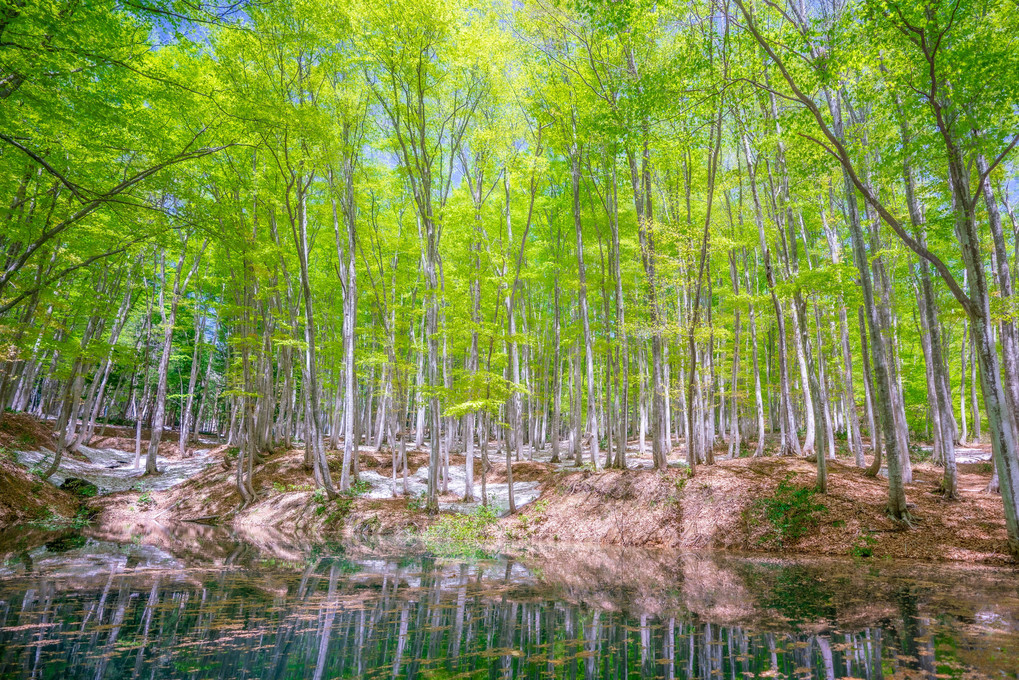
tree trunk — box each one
[570,150,598,469]
[146,243,203,476]
[741,135,799,456]
[177,306,205,457]
[551,261,562,465]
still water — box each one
[0,528,1016,679]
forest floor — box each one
[84,444,548,546]
[0,413,79,528]
[498,454,1009,564]
[0,413,1010,564]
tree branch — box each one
[731,0,974,315]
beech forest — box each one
[2,0,1019,559]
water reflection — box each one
[0,534,1016,679]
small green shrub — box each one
[348,478,372,496]
[138,491,154,508]
[665,472,691,509]
[424,505,499,558]
[674,471,690,492]
[324,501,352,525]
[407,492,427,511]
[273,481,315,494]
[313,480,373,522]
[850,532,877,558]
[74,508,95,528]
[60,478,99,498]
[746,474,827,547]
[517,499,549,532]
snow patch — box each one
[13,446,217,493]
[357,462,541,516]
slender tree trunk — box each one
[570,150,598,469]
[746,278,766,457]
[727,250,742,459]
[846,186,907,515]
[193,344,216,443]
[741,135,799,456]
[625,125,666,469]
[977,152,1019,443]
[970,334,980,440]
[178,306,205,457]
[551,263,562,465]
[298,192,335,493]
[897,120,958,493]
[76,277,135,449]
[146,243,203,476]
[960,320,969,445]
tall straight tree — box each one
[358,0,488,510]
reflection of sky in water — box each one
[0,535,1017,679]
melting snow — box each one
[13,445,217,493]
[357,462,541,516]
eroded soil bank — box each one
[2,414,1010,564]
[498,457,1009,563]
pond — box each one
[0,528,1017,679]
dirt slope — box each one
[500,456,1011,564]
[88,446,435,542]
[90,446,1012,564]
[0,412,56,451]
[0,459,81,527]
